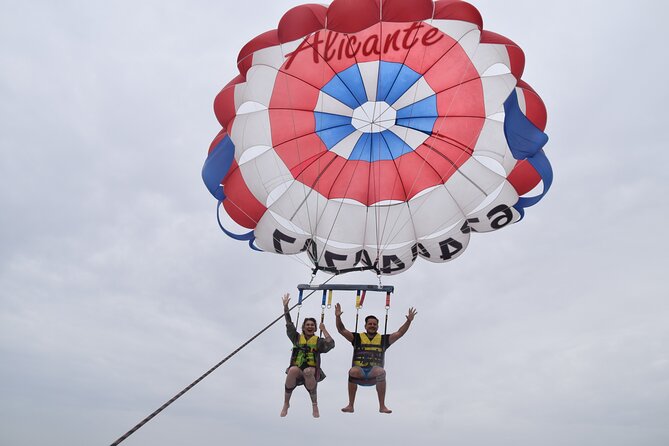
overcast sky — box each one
[1,1,668,445]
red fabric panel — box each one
[278,4,327,43]
[213,75,244,130]
[415,135,472,181]
[222,163,267,229]
[435,81,485,117]
[401,23,458,74]
[381,0,433,22]
[422,41,480,92]
[281,32,340,88]
[237,29,280,76]
[327,0,381,33]
[517,80,547,131]
[269,109,316,146]
[480,31,525,79]
[433,0,482,30]
[275,134,328,171]
[207,130,228,156]
[269,70,320,111]
[395,151,443,199]
[507,160,541,196]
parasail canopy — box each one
[202,0,552,276]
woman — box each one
[281,293,334,418]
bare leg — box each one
[371,367,392,414]
[281,367,302,417]
[341,367,361,413]
[303,368,319,418]
[376,379,392,413]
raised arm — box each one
[388,307,417,345]
[282,293,298,343]
[334,303,354,343]
[282,293,292,324]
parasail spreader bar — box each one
[297,283,394,293]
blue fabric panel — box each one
[317,124,356,149]
[396,95,437,119]
[315,111,353,132]
[322,74,362,109]
[368,133,390,162]
[503,90,552,219]
[380,130,413,160]
[336,64,368,105]
[201,135,235,201]
[396,117,437,134]
[384,64,422,105]
[504,90,549,160]
[349,132,371,161]
[376,61,403,101]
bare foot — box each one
[341,405,354,413]
[280,404,289,417]
[312,403,320,418]
[379,406,392,414]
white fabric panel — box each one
[465,181,521,232]
[330,131,362,159]
[388,125,430,150]
[251,43,290,70]
[238,148,292,205]
[314,199,368,246]
[254,211,311,255]
[309,240,364,271]
[266,180,327,236]
[228,110,273,162]
[238,65,279,108]
[442,157,506,215]
[515,87,527,114]
[364,203,416,248]
[452,28,481,62]
[472,119,516,174]
[416,226,470,263]
[408,186,465,239]
[481,73,516,116]
[358,61,379,102]
[470,43,511,76]
[429,19,480,43]
[391,77,436,110]
[377,242,417,274]
[232,82,247,111]
[316,91,354,116]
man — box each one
[334,302,417,414]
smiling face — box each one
[302,318,317,336]
[364,316,379,335]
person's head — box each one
[302,318,317,335]
[364,315,379,335]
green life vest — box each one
[290,334,318,368]
[352,333,385,367]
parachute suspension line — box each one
[109,276,335,446]
[295,288,304,329]
[382,291,391,356]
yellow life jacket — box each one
[290,334,318,368]
[352,333,385,367]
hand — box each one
[335,303,343,317]
[319,322,326,331]
[406,307,417,322]
[282,293,290,308]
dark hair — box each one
[365,315,379,324]
[302,317,317,329]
